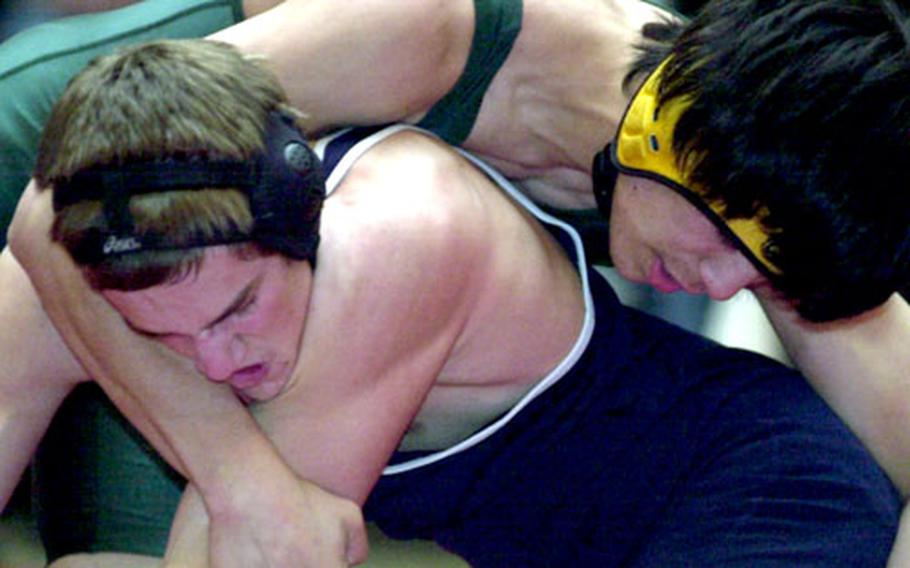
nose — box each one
[699,251,764,301]
[193,328,244,383]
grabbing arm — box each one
[760,292,910,495]
[8,182,367,566]
[759,293,910,566]
[164,131,489,564]
[209,0,474,133]
[0,247,86,509]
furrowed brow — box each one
[204,276,260,330]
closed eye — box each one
[123,319,168,340]
[125,324,195,357]
[233,295,257,317]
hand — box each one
[165,478,368,567]
[209,479,369,568]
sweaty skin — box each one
[12,127,586,564]
[213,0,910,496]
[212,0,666,209]
[5,0,909,564]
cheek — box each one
[246,265,312,348]
[242,298,305,344]
[612,184,670,249]
[670,210,731,257]
[271,301,307,340]
[608,197,641,255]
[274,299,309,351]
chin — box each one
[615,262,643,285]
[254,375,292,403]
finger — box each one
[345,513,370,565]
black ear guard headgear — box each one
[591,144,618,221]
[52,111,325,265]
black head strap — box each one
[53,111,325,264]
[592,143,618,220]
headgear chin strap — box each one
[53,110,325,265]
[610,58,781,277]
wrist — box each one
[191,426,296,519]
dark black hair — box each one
[628,0,910,321]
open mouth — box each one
[229,363,269,392]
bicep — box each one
[253,302,463,504]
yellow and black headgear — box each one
[594,58,781,278]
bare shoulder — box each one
[323,129,491,272]
[312,129,499,351]
[517,0,677,62]
[522,0,671,33]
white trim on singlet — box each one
[313,125,595,475]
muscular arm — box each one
[0,247,86,509]
[10,133,487,563]
[760,293,910,495]
[9,182,366,566]
[209,0,474,134]
[165,132,490,561]
[759,293,910,564]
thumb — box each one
[345,515,370,565]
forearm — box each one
[0,247,83,508]
[8,187,296,518]
[0,389,71,508]
[164,485,209,567]
[761,293,910,495]
[34,270,298,517]
[165,474,367,567]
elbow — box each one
[396,0,476,112]
[7,178,45,264]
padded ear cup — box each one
[591,144,617,220]
[250,111,325,260]
[52,111,326,263]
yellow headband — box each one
[613,59,781,276]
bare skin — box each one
[3,4,370,566]
[216,0,910,501]
[6,0,909,563]
[47,525,469,568]
[8,129,584,565]
[212,0,662,209]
